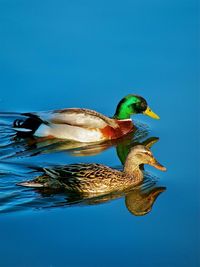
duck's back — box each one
[43,163,124,193]
[45,108,118,129]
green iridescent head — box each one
[113,94,160,120]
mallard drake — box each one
[13,94,159,142]
[19,145,166,193]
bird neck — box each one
[114,107,132,120]
[124,165,143,179]
[123,158,143,182]
[113,99,137,120]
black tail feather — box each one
[13,115,43,137]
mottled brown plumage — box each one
[19,145,166,193]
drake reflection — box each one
[6,120,150,160]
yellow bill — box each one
[143,106,160,119]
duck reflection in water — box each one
[20,174,166,216]
[0,110,154,161]
[10,120,149,157]
[18,138,166,216]
[4,119,150,160]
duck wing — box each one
[43,163,118,192]
[19,164,122,192]
[33,108,119,129]
[18,164,106,188]
[43,163,112,180]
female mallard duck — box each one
[19,145,166,193]
[13,94,159,142]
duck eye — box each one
[144,151,152,156]
[134,101,147,112]
[139,101,147,111]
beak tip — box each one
[143,107,160,120]
[153,161,167,172]
[156,166,167,172]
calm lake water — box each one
[0,1,199,267]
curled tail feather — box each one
[13,115,43,137]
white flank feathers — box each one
[35,123,103,142]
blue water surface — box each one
[0,0,199,267]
